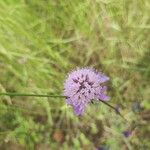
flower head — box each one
[64,68,110,115]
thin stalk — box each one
[0,92,126,120]
[0,92,65,98]
[99,99,127,121]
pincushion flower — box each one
[64,68,110,115]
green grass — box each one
[0,0,150,149]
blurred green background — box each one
[0,0,149,149]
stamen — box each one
[85,74,89,82]
[73,78,78,83]
[88,81,94,86]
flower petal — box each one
[66,98,72,105]
[99,93,110,101]
[101,86,107,93]
[73,105,85,115]
[99,75,109,83]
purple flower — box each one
[122,130,132,138]
[64,68,110,115]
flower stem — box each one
[0,92,65,98]
[99,99,127,121]
[1,92,127,120]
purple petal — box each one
[73,105,85,116]
[99,75,109,83]
[101,86,107,92]
[66,98,72,105]
[99,93,110,101]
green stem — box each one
[0,92,65,98]
[0,92,126,120]
[99,99,127,121]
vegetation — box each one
[0,0,149,149]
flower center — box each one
[72,74,95,97]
